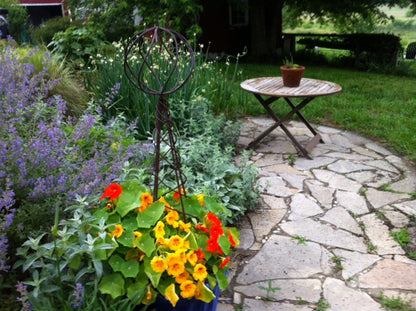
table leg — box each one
[246,95,322,159]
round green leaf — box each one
[99,273,125,299]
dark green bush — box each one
[298,33,402,67]
[32,16,82,45]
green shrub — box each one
[49,25,107,68]
[32,16,81,45]
[0,0,29,42]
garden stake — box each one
[124,26,195,220]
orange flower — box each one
[167,254,185,277]
[180,280,197,298]
[159,196,172,211]
[138,192,153,213]
[166,210,180,227]
[112,224,124,238]
[100,183,122,201]
[175,270,190,284]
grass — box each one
[226,61,416,161]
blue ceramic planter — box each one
[149,282,220,311]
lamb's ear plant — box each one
[14,195,138,311]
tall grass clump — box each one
[0,44,153,308]
[84,40,246,137]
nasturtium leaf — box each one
[136,232,155,257]
[144,257,162,288]
[109,255,140,278]
[216,269,229,290]
[228,227,240,247]
[118,229,135,247]
[204,196,228,216]
[93,209,109,223]
[99,273,125,299]
[196,281,215,303]
[107,214,121,226]
[218,235,231,255]
[136,201,165,228]
[116,180,147,217]
[182,196,205,219]
[188,231,198,250]
[122,213,139,231]
[126,280,147,304]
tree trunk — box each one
[249,0,283,58]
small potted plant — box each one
[280,56,305,87]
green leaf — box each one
[144,257,161,288]
[218,235,231,255]
[182,196,205,219]
[122,213,139,230]
[99,273,125,299]
[69,254,81,270]
[118,229,135,247]
[126,280,147,304]
[109,255,140,278]
[216,269,229,290]
[116,180,147,217]
[196,281,216,303]
[188,231,199,250]
[136,201,165,228]
[136,232,156,258]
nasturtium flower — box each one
[138,192,153,212]
[167,254,185,277]
[187,250,198,266]
[196,248,205,261]
[151,256,168,273]
[154,221,165,239]
[197,194,205,206]
[165,283,179,307]
[175,270,190,284]
[178,220,191,233]
[206,212,222,227]
[112,225,124,238]
[206,237,222,254]
[192,263,208,282]
[166,210,180,228]
[209,224,224,239]
[219,257,231,269]
[169,235,184,251]
[180,280,197,298]
[100,183,123,201]
[159,196,172,211]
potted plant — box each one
[16,180,240,311]
[280,56,305,87]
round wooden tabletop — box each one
[240,77,342,98]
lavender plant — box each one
[0,44,152,286]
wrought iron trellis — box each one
[124,26,195,216]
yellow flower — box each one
[175,270,190,284]
[197,194,205,206]
[180,280,197,298]
[134,231,142,239]
[187,250,198,266]
[165,283,179,307]
[112,224,124,238]
[178,220,191,233]
[154,221,165,239]
[151,256,168,273]
[167,253,185,277]
[169,235,184,251]
[193,263,208,282]
[166,210,180,228]
[159,196,172,211]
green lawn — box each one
[229,63,416,161]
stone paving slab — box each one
[225,117,416,310]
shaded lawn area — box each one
[233,63,416,161]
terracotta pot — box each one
[280,65,306,87]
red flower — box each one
[209,225,224,239]
[219,257,231,269]
[206,237,222,254]
[100,183,123,201]
[196,248,205,261]
[207,212,221,227]
[195,224,209,233]
[228,227,237,247]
